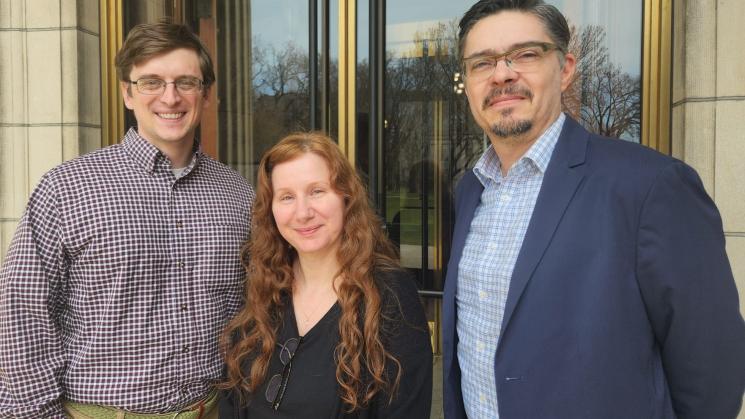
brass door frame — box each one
[642,0,672,153]
[100,0,124,147]
[337,0,357,164]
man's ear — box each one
[121,81,135,110]
[202,87,211,108]
[559,52,576,92]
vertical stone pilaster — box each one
[672,2,745,416]
[0,0,102,262]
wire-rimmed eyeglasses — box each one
[129,76,205,95]
[265,337,302,410]
[462,42,564,82]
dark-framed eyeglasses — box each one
[462,42,564,82]
[265,337,302,410]
[129,76,205,95]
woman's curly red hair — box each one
[220,131,401,411]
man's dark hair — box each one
[115,22,215,90]
[458,0,570,63]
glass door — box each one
[355,0,644,356]
[355,0,486,349]
[118,1,647,417]
[356,0,644,293]
[214,0,313,182]
[123,0,642,287]
[355,5,488,417]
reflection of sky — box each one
[250,0,641,75]
[379,0,641,75]
[551,0,642,75]
[251,0,309,51]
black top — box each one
[219,269,433,419]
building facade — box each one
[1,0,743,416]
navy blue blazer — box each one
[442,117,745,419]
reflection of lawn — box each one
[387,192,435,246]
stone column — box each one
[0,0,101,261]
[672,1,745,415]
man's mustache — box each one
[482,86,533,110]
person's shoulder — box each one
[584,132,677,171]
[599,143,695,202]
[197,155,251,184]
[558,117,673,171]
[376,268,419,301]
[375,268,425,324]
[195,154,255,198]
[38,144,123,187]
[572,131,697,192]
[374,269,431,356]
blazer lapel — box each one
[498,118,589,343]
[443,170,484,375]
[448,171,484,284]
[444,172,484,326]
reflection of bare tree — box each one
[250,37,311,159]
[564,25,641,141]
[384,20,483,189]
[237,20,640,187]
[254,39,309,103]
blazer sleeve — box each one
[373,271,433,419]
[636,161,745,419]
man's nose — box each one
[488,59,518,85]
[159,83,182,105]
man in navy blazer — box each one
[443,1,745,418]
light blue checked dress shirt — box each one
[456,113,565,418]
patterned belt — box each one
[63,390,218,419]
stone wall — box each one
[0,0,101,261]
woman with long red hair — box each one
[219,132,432,418]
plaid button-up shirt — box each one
[456,114,564,419]
[0,128,255,418]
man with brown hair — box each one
[0,22,254,418]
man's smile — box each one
[156,112,186,120]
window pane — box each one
[552,0,643,142]
[217,0,311,183]
[122,1,312,183]
[383,1,484,291]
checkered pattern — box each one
[456,114,565,419]
[0,128,255,418]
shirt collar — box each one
[121,127,202,175]
[524,112,565,173]
[473,113,566,185]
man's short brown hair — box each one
[115,22,215,89]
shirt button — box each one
[182,344,190,353]
[181,303,188,311]
[501,194,512,202]
[476,340,485,351]
[177,261,185,269]
[479,393,486,403]
[176,220,183,228]
[478,290,488,300]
